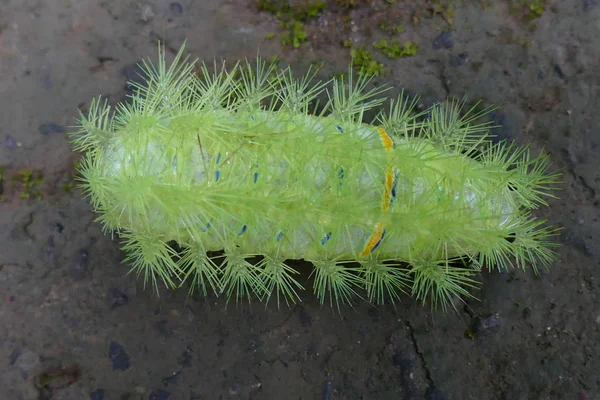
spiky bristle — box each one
[70,42,561,311]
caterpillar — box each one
[70,43,560,311]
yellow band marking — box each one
[377,127,394,153]
[362,128,396,256]
[361,222,385,256]
[382,167,395,211]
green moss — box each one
[264,32,276,39]
[336,0,360,8]
[14,169,44,200]
[527,0,545,20]
[280,21,308,48]
[256,0,325,48]
[256,0,280,13]
[464,327,476,339]
[350,46,384,77]
[430,0,456,25]
[375,39,419,58]
[508,0,546,21]
[256,1,325,21]
[379,22,404,35]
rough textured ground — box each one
[0,0,598,399]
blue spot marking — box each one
[336,125,344,134]
[215,170,220,181]
[253,172,259,183]
[201,223,211,232]
[238,225,247,236]
[338,168,345,180]
[250,115,256,120]
[321,232,332,246]
[216,153,221,164]
[371,229,386,252]
[391,172,398,202]
[276,231,283,242]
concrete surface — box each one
[0,0,598,399]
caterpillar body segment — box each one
[71,43,560,310]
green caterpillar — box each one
[70,43,560,310]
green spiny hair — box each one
[70,42,561,311]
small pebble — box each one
[432,32,453,50]
[169,2,183,14]
[451,53,468,67]
[9,348,22,365]
[121,63,147,91]
[14,350,40,373]
[583,0,597,12]
[537,69,545,80]
[4,135,17,149]
[554,64,565,80]
[428,390,448,400]
[322,380,333,400]
[228,378,242,395]
[108,341,131,371]
[471,313,502,335]
[138,4,155,22]
[108,288,129,309]
[71,249,89,280]
[149,389,171,400]
[38,123,65,135]
[90,389,105,400]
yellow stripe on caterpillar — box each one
[376,127,395,152]
[361,222,386,256]
[382,166,395,212]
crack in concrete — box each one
[404,319,435,392]
[23,211,36,241]
[9,211,37,242]
[427,59,451,99]
[439,65,451,99]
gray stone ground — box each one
[0,0,598,399]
